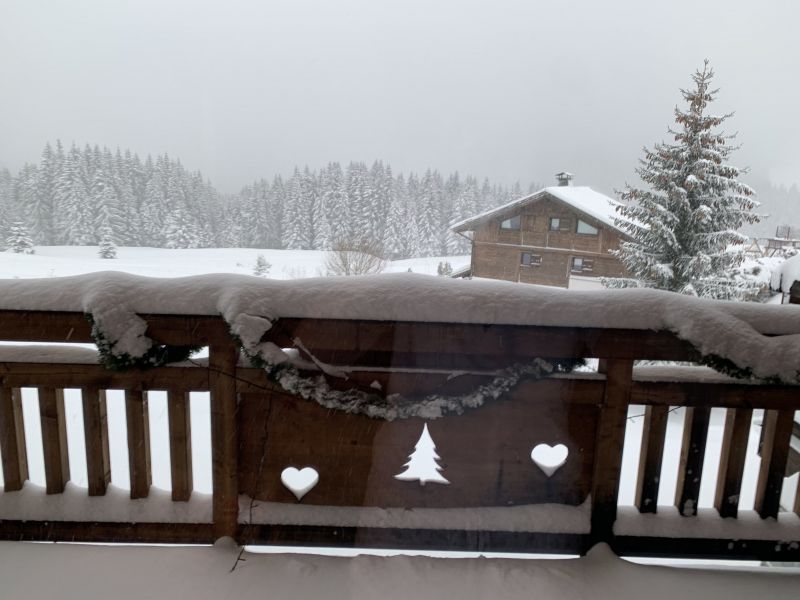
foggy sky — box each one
[1,0,799,195]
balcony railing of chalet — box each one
[0,303,798,561]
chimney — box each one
[555,172,573,186]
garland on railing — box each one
[88,314,201,371]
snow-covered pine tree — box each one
[98,229,117,259]
[253,253,271,277]
[6,221,35,254]
[606,61,759,300]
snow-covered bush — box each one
[98,231,118,259]
[6,222,35,254]
[253,254,271,277]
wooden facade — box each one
[455,189,629,287]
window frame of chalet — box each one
[549,216,571,232]
[571,256,594,273]
[576,218,599,236]
[520,252,542,267]
[500,215,521,230]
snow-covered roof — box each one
[451,186,628,235]
[775,253,800,292]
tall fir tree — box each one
[606,61,759,300]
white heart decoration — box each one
[531,444,569,477]
[281,466,319,501]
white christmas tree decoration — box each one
[394,423,450,486]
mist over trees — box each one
[0,141,534,258]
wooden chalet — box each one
[451,173,630,288]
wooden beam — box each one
[125,389,151,499]
[82,387,111,496]
[754,409,794,519]
[674,406,711,516]
[0,520,214,545]
[0,387,28,491]
[237,524,590,554]
[38,387,70,494]
[591,359,633,541]
[210,340,239,539]
[631,381,798,410]
[634,405,669,513]
[168,390,193,501]
[0,362,208,391]
[714,408,752,518]
[612,535,800,562]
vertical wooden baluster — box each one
[0,387,28,491]
[591,358,633,542]
[38,387,70,494]
[635,405,669,513]
[754,409,794,519]
[714,406,752,518]
[125,389,151,499]
[168,390,193,501]
[210,341,239,540]
[82,387,111,496]
[675,405,711,516]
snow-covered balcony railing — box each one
[0,273,798,560]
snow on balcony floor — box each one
[1,539,797,600]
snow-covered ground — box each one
[0,245,470,279]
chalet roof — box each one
[450,186,628,234]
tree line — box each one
[0,141,534,258]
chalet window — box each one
[520,252,542,267]
[576,219,599,235]
[571,256,594,273]
[500,215,521,230]
[549,217,570,232]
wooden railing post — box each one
[167,391,193,501]
[38,387,69,494]
[82,387,111,496]
[210,340,239,540]
[0,387,28,491]
[591,359,633,544]
[754,409,794,519]
[125,389,152,499]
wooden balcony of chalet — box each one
[0,274,798,561]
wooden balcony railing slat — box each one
[0,387,28,491]
[210,341,239,539]
[714,407,752,518]
[82,387,111,496]
[167,391,193,501]
[125,390,152,499]
[674,405,711,516]
[634,405,669,513]
[590,359,633,541]
[38,387,70,494]
[754,408,795,519]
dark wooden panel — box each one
[237,524,590,554]
[210,341,240,538]
[674,406,711,516]
[82,387,111,496]
[634,405,669,513]
[168,391,193,501]
[125,390,151,499]
[238,380,599,508]
[754,409,795,519]
[38,387,70,494]
[714,407,752,518]
[0,387,28,491]
[266,319,696,363]
[590,359,633,540]
[0,520,214,544]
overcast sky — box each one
[1,0,798,194]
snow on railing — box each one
[0,275,798,560]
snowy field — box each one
[0,245,471,280]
